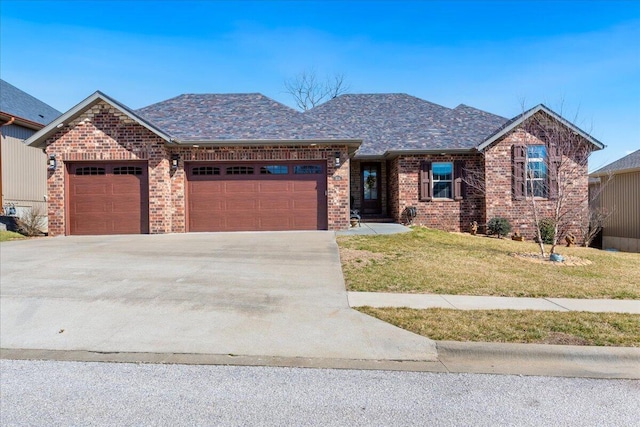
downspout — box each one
[0,117,16,214]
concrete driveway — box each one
[1,232,435,361]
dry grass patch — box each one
[338,227,640,299]
[358,307,640,347]
[0,230,26,242]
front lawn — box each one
[357,307,640,347]
[338,227,640,299]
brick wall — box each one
[44,101,350,234]
[168,145,350,232]
[389,154,485,231]
[484,128,589,241]
[45,101,168,236]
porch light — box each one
[334,152,341,167]
[171,154,179,170]
[47,155,56,171]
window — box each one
[526,145,548,198]
[113,166,143,175]
[432,162,453,199]
[260,165,288,175]
[420,161,464,201]
[294,165,322,174]
[192,166,220,176]
[75,167,105,175]
[226,166,254,175]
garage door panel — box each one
[225,199,257,210]
[190,181,223,194]
[293,215,318,228]
[191,199,225,211]
[225,215,260,230]
[72,183,109,196]
[293,181,318,191]
[72,219,110,235]
[292,199,318,209]
[259,199,292,210]
[258,181,292,192]
[225,182,258,193]
[187,162,327,232]
[68,162,149,235]
[111,200,143,214]
[111,183,143,195]
[73,201,111,214]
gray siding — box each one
[1,124,48,215]
[599,170,640,252]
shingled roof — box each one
[305,94,508,155]
[136,93,354,142]
[591,149,640,176]
[0,79,61,127]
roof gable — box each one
[0,79,61,127]
[590,149,640,176]
[477,104,605,152]
[305,94,508,156]
[136,93,354,142]
[25,91,173,148]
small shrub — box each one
[538,218,556,244]
[18,206,46,237]
[487,217,512,238]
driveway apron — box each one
[0,232,435,361]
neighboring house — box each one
[589,150,640,253]
[1,79,61,225]
[25,91,603,238]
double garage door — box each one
[67,161,327,235]
[187,161,327,232]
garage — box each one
[187,161,327,232]
[67,162,149,235]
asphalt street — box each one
[1,360,638,426]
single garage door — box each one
[187,161,328,232]
[68,162,149,235]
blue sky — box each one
[1,0,638,170]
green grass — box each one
[0,230,26,242]
[357,307,640,347]
[338,227,640,299]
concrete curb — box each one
[436,341,640,379]
[3,343,639,379]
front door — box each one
[361,163,381,215]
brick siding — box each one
[484,128,588,241]
[44,101,350,235]
[388,153,485,231]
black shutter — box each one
[454,160,465,201]
[548,144,561,200]
[420,161,432,201]
[513,145,526,200]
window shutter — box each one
[454,160,465,201]
[512,144,526,200]
[420,161,432,201]
[548,144,561,200]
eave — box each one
[172,138,362,155]
[0,111,46,131]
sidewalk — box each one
[348,292,640,314]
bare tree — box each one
[578,172,615,247]
[519,105,597,257]
[284,69,350,111]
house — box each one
[25,91,603,238]
[1,79,61,225]
[589,150,640,253]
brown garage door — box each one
[187,161,327,232]
[67,162,149,235]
